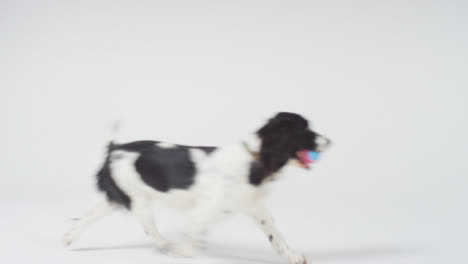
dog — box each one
[64,112,331,264]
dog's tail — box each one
[106,120,121,152]
[96,120,132,209]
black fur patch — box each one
[96,143,132,208]
[249,161,268,186]
[134,147,196,191]
[110,141,217,193]
[269,234,274,242]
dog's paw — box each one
[166,243,201,258]
[154,240,171,251]
[63,231,77,247]
[288,253,308,264]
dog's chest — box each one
[193,162,267,212]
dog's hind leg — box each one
[131,198,170,250]
[167,199,221,258]
[63,197,118,246]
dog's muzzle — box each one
[316,135,332,152]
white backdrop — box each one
[1,1,467,263]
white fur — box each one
[63,196,117,246]
[65,135,308,264]
[189,148,210,163]
[156,142,176,149]
[316,135,330,152]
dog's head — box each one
[257,112,331,173]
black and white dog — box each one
[64,112,331,264]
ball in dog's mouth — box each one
[296,150,321,170]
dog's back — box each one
[97,140,217,209]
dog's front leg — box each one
[247,203,308,264]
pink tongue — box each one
[299,150,315,164]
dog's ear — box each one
[257,114,298,174]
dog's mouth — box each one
[295,150,320,170]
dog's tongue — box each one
[298,150,320,164]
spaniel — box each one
[64,112,331,264]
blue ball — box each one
[308,151,320,161]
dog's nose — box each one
[316,135,332,151]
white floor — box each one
[2,192,465,264]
